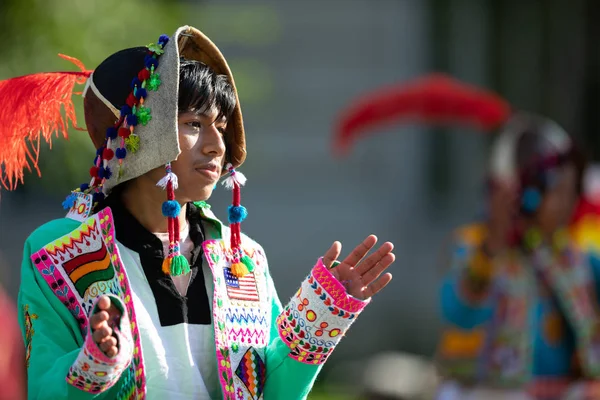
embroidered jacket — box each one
[436,223,600,397]
[18,198,369,399]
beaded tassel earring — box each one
[157,163,191,276]
[222,163,254,277]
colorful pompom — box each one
[158,34,170,44]
[131,77,141,89]
[90,166,100,177]
[144,56,158,70]
[115,148,127,159]
[102,148,114,161]
[118,127,131,138]
[106,127,118,139]
[147,73,162,91]
[230,261,250,278]
[136,106,152,125]
[80,183,89,192]
[126,114,138,126]
[135,88,148,100]
[98,166,112,180]
[121,105,132,117]
[240,254,256,273]
[139,67,152,82]
[162,200,181,218]
[147,43,165,56]
[170,254,190,277]
[126,93,137,107]
[124,134,140,153]
[228,205,248,224]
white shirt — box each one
[115,221,220,399]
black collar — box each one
[100,194,211,326]
[104,195,205,264]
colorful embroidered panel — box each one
[66,192,94,222]
[31,208,147,399]
[235,347,267,399]
[203,238,271,400]
[277,258,369,365]
[66,295,133,392]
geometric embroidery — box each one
[235,347,266,400]
[276,258,369,365]
[202,235,270,399]
[32,209,146,398]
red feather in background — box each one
[333,74,512,156]
[0,54,92,190]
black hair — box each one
[178,59,237,123]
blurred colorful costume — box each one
[1,26,371,399]
[333,76,600,399]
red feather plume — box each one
[0,54,93,190]
[333,74,512,156]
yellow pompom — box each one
[230,261,250,278]
[162,257,172,275]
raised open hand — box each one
[323,235,394,300]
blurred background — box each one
[1,0,600,398]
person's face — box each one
[536,163,578,234]
[151,107,227,203]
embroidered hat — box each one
[0,25,252,277]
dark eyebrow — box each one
[186,110,228,125]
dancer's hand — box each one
[323,235,394,300]
[90,296,121,357]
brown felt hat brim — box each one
[178,26,246,168]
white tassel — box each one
[221,163,247,190]
[222,175,237,190]
[156,172,179,190]
[233,170,247,187]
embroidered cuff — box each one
[277,257,370,365]
[66,295,133,393]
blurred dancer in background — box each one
[436,114,600,400]
[332,75,600,400]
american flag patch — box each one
[224,268,259,302]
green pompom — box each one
[240,254,255,273]
[147,42,165,55]
[125,134,140,153]
[147,73,162,91]
[170,254,191,277]
[136,106,152,126]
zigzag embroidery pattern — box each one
[312,264,367,313]
[225,311,268,326]
[228,328,267,344]
[46,219,100,259]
